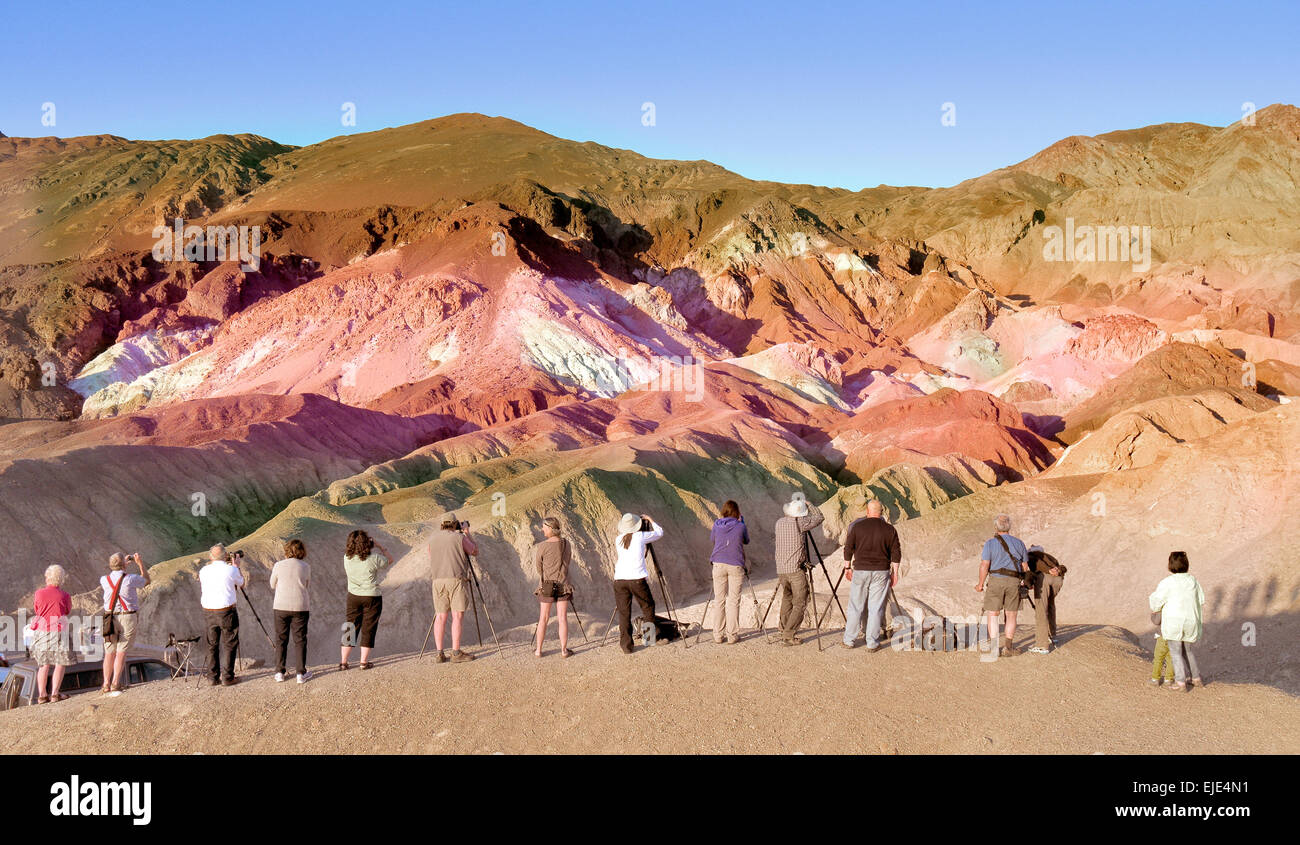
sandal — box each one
[52,693,68,702]
[338,662,350,671]
[101,683,111,694]
[359,662,373,670]
[37,695,49,705]
[561,648,573,658]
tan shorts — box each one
[432,578,469,613]
[105,612,137,653]
[982,575,1022,613]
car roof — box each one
[6,645,174,674]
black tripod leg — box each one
[419,615,436,659]
[816,567,845,628]
[648,547,689,649]
[468,563,504,657]
[568,598,589,644]
[601,607,617,648]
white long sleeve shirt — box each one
[1148,572,1205,643]
[613,520,664,580]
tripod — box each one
[759,531,846,651]
[238,585,277,651]
[421,556,504,658]
[694,567,767,644]
[601,530,689,649]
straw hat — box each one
[616,513,642,535]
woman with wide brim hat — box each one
[610,512,663,653]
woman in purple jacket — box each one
[709,500,749,644]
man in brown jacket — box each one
[1027,545,1065,654]
[840,500,901,651]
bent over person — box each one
[773,498,824,645]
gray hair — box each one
[209,543,226,560]
[866,499,884,517]
[109,552,125,570]
[995,514,1012,533]
[44,565,65,586]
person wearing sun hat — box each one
[611,512,663,654]
[773,497,825,645]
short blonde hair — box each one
[44,565,65,587]
[109,553,125,570]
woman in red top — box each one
[32,565,73,703]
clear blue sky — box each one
[3,0,1295,189]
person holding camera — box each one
[1027,544,1066,654]
[100,552,151,694]
[198,544,248,686]
[708,500,749,644]
[975,514,1030,656]
[841,499,901,651]
[270,538,312,683]
[427,517,478,663]
[341,530,393,670]
[611,512,663,654]
[773,498,825,645]
[533,516,574,658]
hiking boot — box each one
[221,676,239,686]
[840,641,855,649]
[865,644,883,653]
[434,650,447,664]
[209,675,221,686]
[450,649,475,663]
[783,635,802,646]
[1000,638,1020,656]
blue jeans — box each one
[843,569,890,647]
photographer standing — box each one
[708,500,749,644]
[198,544,248,686]
[341,530,393,671]
[100,552,151,695]
[975,514,1030,657]
[841,499,901,652]
[773,498,824,646]
[611,513,663,654]
[533,517,574,658]
[427,518,478,664]
[270,538,312,682]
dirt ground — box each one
[3,623,1296,755]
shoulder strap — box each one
[107,571,126,613]
[993,535,1024,571]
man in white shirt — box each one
[611,513,663,654]
[198,543,248,686]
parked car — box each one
[0,645,178,710]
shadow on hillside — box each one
[1129,608,1298,698]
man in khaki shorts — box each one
[974,514,1031,656]
[428,516,479,663]
[100,552,151,695]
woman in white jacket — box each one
[1148,551,1206,692]
[611,512,663,654]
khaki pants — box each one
[1033,572,1063,649]
[777,572,808,639]
[711,563,744,641]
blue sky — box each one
[3,0,1295,188]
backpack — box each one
[921,617,960,652]
[632,613,684,644]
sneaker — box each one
[274,672,287,683]
[297,671,312,684]
[1028,647,1051,655]
[434,650,447,664]
[450,649,475,663]
[1149,678,1162,686]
